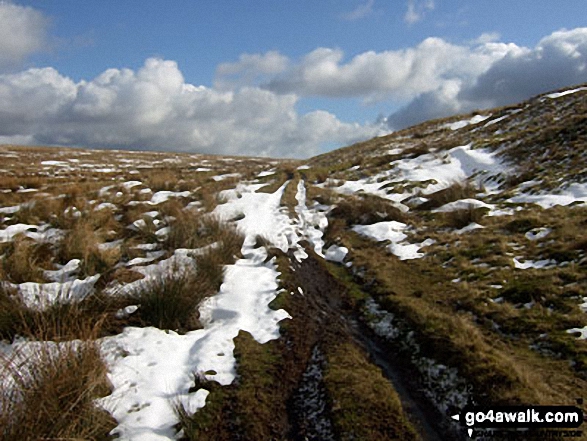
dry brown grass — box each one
[0,282,111,342]
[58,218,121,276]
[127,267,203,332]
[440,205,487,229]
[142,168,180,191]
[0,341,116,440]
[0,236,52,283]
[416,180,478,211]
[328,194,407,226]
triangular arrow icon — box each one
[451,414,460,421]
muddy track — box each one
[287,248,457,441]
[186,245,463,440]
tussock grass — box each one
[59,218,120,276]
[130,219,243,331]
[127,268,202,331]
[0,285,21,341]
[0,236,52,283]
[0,283,111,342]
[441,205,486,229]
[329,194,406,226]
[165,210,203,250]
[166,212,244,258]
[11,197,62,226]
[417,180,478,211]
[143,168,180,191]
[0,341,115,440]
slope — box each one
[0,83,586,440]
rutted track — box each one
[287,248,454,441]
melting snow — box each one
[513,258,557,270]
[446,114,491,130]
[149,190,191,205]
[100,183,293,440]
[335,144,506,204]
[324,245,348,263]
[15,275,100,310]
[525,227,551,241]
[508,183,587,208]
[432,198,493,213]
[0,224,38,242]
[546,87,587,99]
[352,221,434,260]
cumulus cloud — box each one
[0,2,50,69]
[230,27,587,130]
[0,58,381,158]
[214,51,289,91]
[404,0,434,25]
[391,27,587,129]
[460,28,587,106]
[260,39,519,102]
[340,0,375,21]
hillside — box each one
[1,83,587,440]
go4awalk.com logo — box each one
[452,405,584,438]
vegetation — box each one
[1,85,587,439]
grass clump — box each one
[0,236,52,283]
[127,268,202,332]
[58,218,120,276]
[0,282,111,342]
[0,286,22,341]
[441,204,486,229]
[0,341,116,440]
[329,194,406,226]
[417,181,478,211]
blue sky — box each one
[0,1,586,157]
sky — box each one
[0,1,586,158]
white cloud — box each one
[460,27,587,106]
[214,28,586,131]
[262,38,518,102]
[340,0,375,21]
[0,58,381,158]
[214,51,289,91]
[0,2,50,69]
[404,0,434,25]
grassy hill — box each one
[1,84,586,440]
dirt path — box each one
[287,249,456,440]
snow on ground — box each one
[455,223,485,234]
[432,198,493,213]
[0,223,38,242]
[0,205,20,214]
[215,182,297,252]
[294,180,329,258]
[352,221,435,260]
[445,114,491,131]
[99,182,295,440]
[324,245,348,263]
[10,275,100,310]
[508,182,587,208]
[211,173,240,182]
[149,190,191,205]
[525,227,551,241]
[334,144,506,205]
[546,87,587,99]
[513,258,557,270]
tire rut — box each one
[287,248,458,441]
